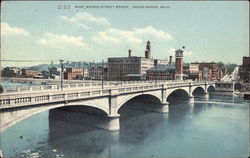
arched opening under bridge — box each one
[117,94,165,142]
[192,87,206,96]
[167,89,189,102]
[118,94,162,115]
[207,85,215,93]
[49,105,112,139]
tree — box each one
[226,64,237,74]
[217,62,224,68]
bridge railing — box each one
[1,80,190,94]
[0,81,215,109]
[2,80,216,94]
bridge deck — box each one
[0,81,215,110]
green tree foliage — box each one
[217,62,224,68]
[227,63,237,74]
[217,62,237,74]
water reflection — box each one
[119,108,165,144]
[48,108,116,158]
[1,95,249,158]
[168,101,193,124]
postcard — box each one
[0,1,249,158]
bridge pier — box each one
[160,102,169,113]
[203,93,209,100]
[106,114,120,131]
[0,150,3,158]
[189,95,195,103]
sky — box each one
[1,1,249,67]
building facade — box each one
[154,59,168,66]
[189,64,201,80]
[239,56,250,82]
[49,67,61,79]
[192,62,220,81]
[1,67,21,77]
[108,56,154,81]
[64,68,84,80]
[107,41,154,81]
[21,69,39,78]
[146,65,175,80]
[88,67,107,80]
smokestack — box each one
[169,56,172,65]
[128,49,132,57]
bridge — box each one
[0,81,217,132]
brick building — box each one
[64,68,84,80]
[239,56,250,82]
[189,64,202,81]
[146,65,175,80]
[21,69,39,78]
[192,62,220,81]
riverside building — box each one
[88,67,107,80]
[107,41,154,81]
[191,62,220,81]
[239,56,250,82]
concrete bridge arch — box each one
[0,101,113,133]
[192,86,206,95]
[116,91,163,114]
[65,103,109,115]
[207,85,216,92]
[0,81,216,132]
[0,103,66,132]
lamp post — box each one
[155,65,157,85]
[120,64,123,86]
[60,59,64,91]
[102,59,104,89]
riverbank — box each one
[234,82,250,100]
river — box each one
[0,94,249,158]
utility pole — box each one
[155,65,157,85]
[102,59,104,89]
[120,64,122,86]
[60,59,64,91]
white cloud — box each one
[92,31,121,44]
[92,28,143,44]
[185,51,193,56]
[1,22,29,36]
[134,26,172,40]
[168,48,177,56]
[168,47,193,56]
[59,12,111,29]
[37,33,92,51]
[92,26,171,45]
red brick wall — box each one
[175,58,183,74]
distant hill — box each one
[27,61,107,71]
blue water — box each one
[0,95,249,158]
[0,81,40,88]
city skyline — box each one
[1,1,249,67]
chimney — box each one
[169,56,172,65]
[128,49,132,57]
